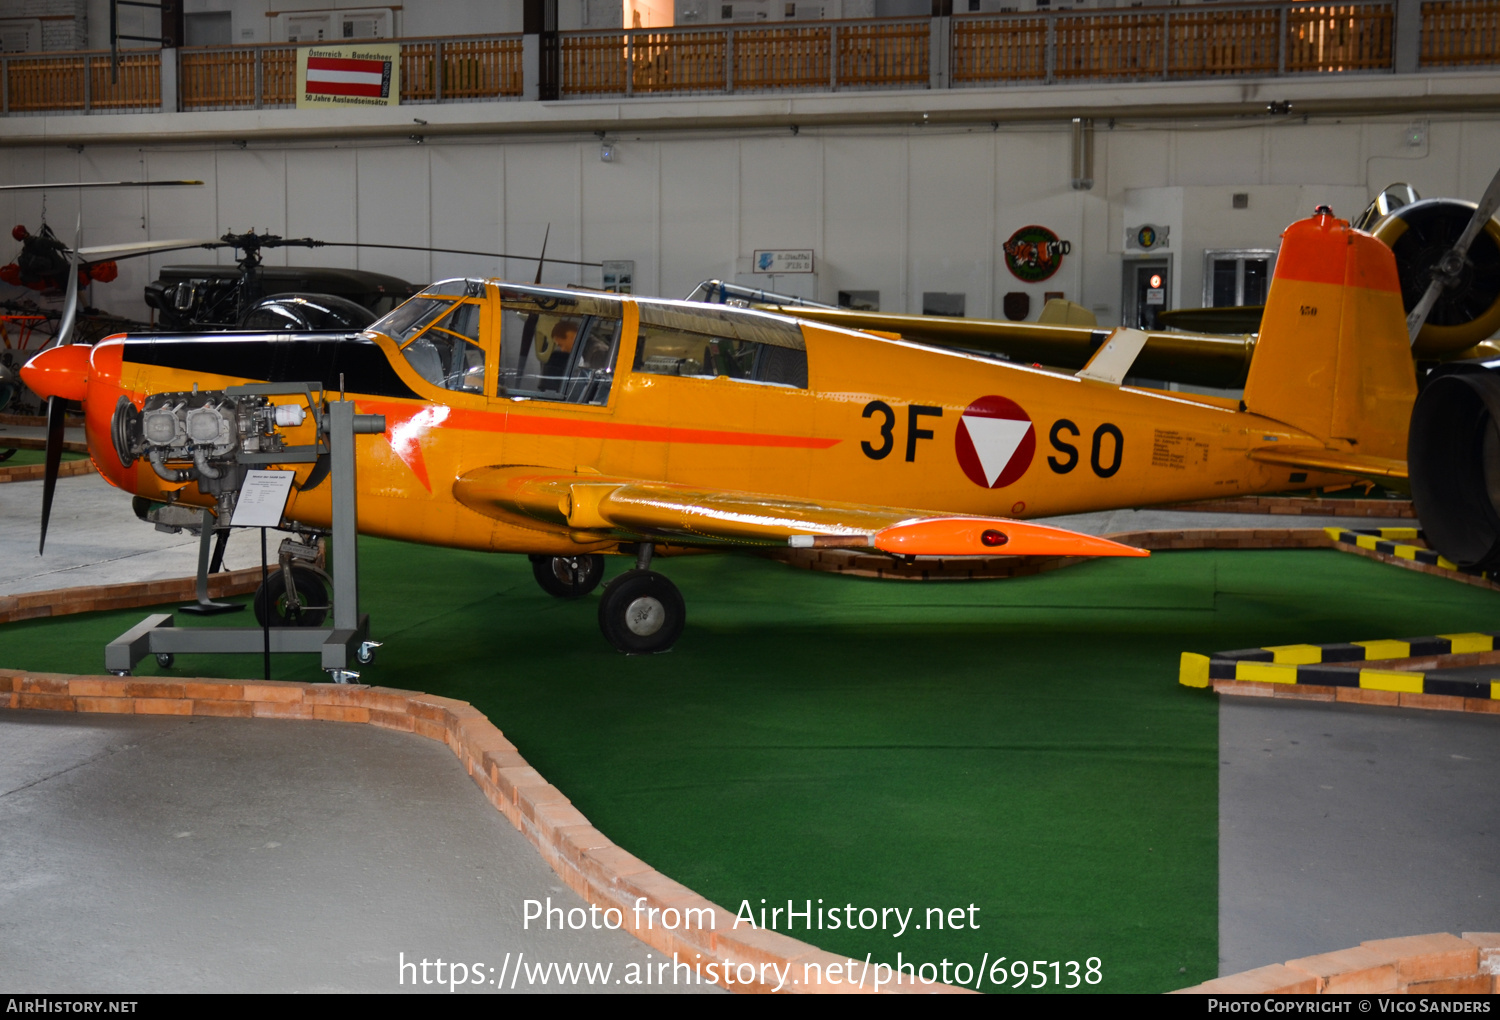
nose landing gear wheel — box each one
[597,569,685,654]
[253,566,330,627]
[530,553,606,598]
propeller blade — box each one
[54,238,81,350]
[534,224,550,285]
[38,394,66,555]
[1409,165,1500,344]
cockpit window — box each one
[495,286,625,406]
[371,297,452,348]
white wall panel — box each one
[140,150,221,287]
[214,150,289,265]
[356,145,433,285]
[907,134,994,317]
[822,135,907,311]
[1266,123,1362,187]
[285,148,359,270]
[658,139,738,301]
[429,144,505,282]
[738,135,822,266]
[1172,129,1264,187]
[503,143,583,289]
[581,140,661,295]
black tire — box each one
[155,653,174,669]
[253,566,329,627]
[597,569,685,654]
[531,553,606,599]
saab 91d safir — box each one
[23,208,1416,653]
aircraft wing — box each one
[1248,446,1408,481]
[453,466,1148,559]
[762,305,1257,389]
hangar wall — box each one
[2,112,1498,327]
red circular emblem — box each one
[955,395,1035,489]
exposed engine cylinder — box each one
[1407,364,1500,571]
[112,390,305,500]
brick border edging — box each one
[0,668,967,995]
[1173,932,1500,994]
[0,457,94,484]
[0,566,267,625]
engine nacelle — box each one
[1370,198,1500,359]
[1407,362,1500,571]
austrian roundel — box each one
[955,395,1035,489]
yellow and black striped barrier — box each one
[1179,631,1500,699]
[1323,526,1457,569]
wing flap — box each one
[454,466,1148,559]
[1248,446,1408,481]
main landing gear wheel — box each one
[253,566,330,627]
[597,569,685,654]
[530,554,606,599]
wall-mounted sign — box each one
[602,260,635,294]
[1002,226,1070,283]
[296,43,400,109]
[753,249,814,274]
[1127,224,1170,251]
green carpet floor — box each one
[3,542,1496,992]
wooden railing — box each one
[953,2,1392,85]
[0,5,1495,117]
[1420,0,1500,66]
[560,17,926,96]
[4,51,160,113]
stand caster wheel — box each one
[597,569,685,654]
[155,653,174,669]
[531,554,606,599]
[356,640,381,666]
[110,670,131,677]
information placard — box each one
[230,470,297,528]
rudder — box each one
[1241,209,1416,459]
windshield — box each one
[368,280,478,346]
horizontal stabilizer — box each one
[1248,446,1408,481]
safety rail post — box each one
[254,46,263,109]
[830,22,838,90]
[1162,10,1171,77]
[1278,3,1289,73]
[2,55,7,115]
[436,40,445,101]
[626,31,634,97]
[83,54,91,113]
[726,26,735,92]
[1045,13,1056,84]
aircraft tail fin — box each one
[1241,209,1417,459]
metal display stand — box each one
[105,392,385,683]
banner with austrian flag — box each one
[296,43,401,108]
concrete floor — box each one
[3,460,1493,989]
[0,709,718,994]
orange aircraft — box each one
[21,207,1414,653]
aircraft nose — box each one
[21,343,90,402]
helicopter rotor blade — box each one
[38,394,67,555]
[74,238,224,261]
[308,239,601,269]
[1408,165,1500,344]
[0,180,204,193]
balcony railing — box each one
[0,3,1494,116]
[952,2,1394,85]
[559,18,927,96]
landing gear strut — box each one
[596,544,684,654]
